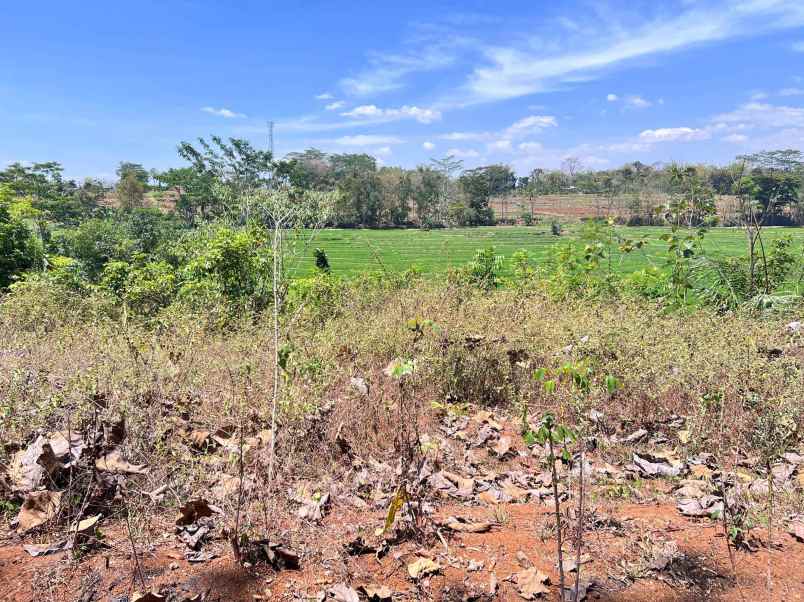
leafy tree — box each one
[116,162,150,186]
[0,204,42,288]
[457,166,509,225]
[116,172,145,210]
[178,136,274,221]
[154,166,216,225]
[53,218,133,279]
[276,148,333,191]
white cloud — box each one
[723,133,748,143]
[605,141,651,153]
[504,115,558,137]
[518,141,544,153]
[779,87,804,97]
[638,127,710,142]
[333,135,404,146]
[315,92,334,100]
[606,94,652,108]
[374,146,393,157]
[325,101,346,110]
[422,141,435,150]
[439,131,492,141]
[464,2,804,104]
[750,91,769,100]
[713,102,804,129]
[341,104,442,124]
[488,139,512,152]
[624,95,651,108]
[201,106,246,118]
[447,148,480,158]
[341,40,462,96]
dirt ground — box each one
[3,405,803,602]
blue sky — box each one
[2,1,804,180]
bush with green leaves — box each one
[0,203,43,289]
[460,246,504,290]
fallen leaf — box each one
[689,464,713,480]
[407,557,440,580]
[477,490,501,505]
[501,481,529,503]
[516,567,550,599]
[629,452,683,478]
[176,499,215,526]
[8,436,61,493]
[49,430,85,465]
[17,490,62,532]
[95,449,148,474]
[677,495,723,518]
[443,516,492,533]
[23,540,69,556]
[328,584,359,602]
[492,436,513,458]
[187,430,218,451]
[132,592,166,602]
[357,584,392,601]
[789,520,804,543]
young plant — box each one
[526,402,577,600]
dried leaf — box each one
[443,516,492,533]
[328,584,359,602]
[407,557,440,580]
[8,436,61,493]
[132,592,166,602]
[492,436,513,458]
[17,490,62,532]
[95,450,148,474]
[382,485,408,534]
[357,584,393,601]
[789,520,804,543]
[516,567,550,599]
[176,499,215,526]
[23,540,69,556]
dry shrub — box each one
[1,279,802,528]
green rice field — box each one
[290,225,804,278]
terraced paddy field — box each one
[290,225,804,278]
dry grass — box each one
[0,279,801,534]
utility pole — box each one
[268,120,274,157]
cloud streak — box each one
[462,1,804,104]
[201,106,246,118]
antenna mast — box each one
[268,120,274,157]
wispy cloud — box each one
[723,133,748,143]
[439,131,493,141]
[325,101,346,111]
[792,40,804,52]
[779,87,804,97]
[422,141,435,150]
[332,135,404,146]
[315,92,334,100]
[341,104,441,124]
[713,102,804,130]
[446,148,480,158]
[340,39,463,96]
[606,94,652,108]
[201,106,246,118]
[638,127,710,142]
[503,115,557,137]
[462,1,804,104]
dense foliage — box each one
[1,138,803,320]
